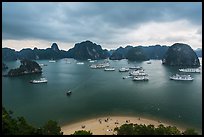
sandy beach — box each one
[61,116,185,135]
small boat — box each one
[89,60,95,63]
[90,64,97,69]
[119,67,129,72]
[66,90,72,96]
[49,60,56,63]
[122,76,133,79]
[179,68,201,73]
[77,62,84,65]
[30,78,48,84]
[104,67,115,71]
[39,64,47,66]
[169,74,193,81]
[147,61,151,64]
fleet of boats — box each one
[30,78,48,84]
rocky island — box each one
[67,40,110,60]
[2,63,8,70]
[162,43,200,67]
[4,59,42,77]
[126,46,148,61]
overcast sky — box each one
[2,2,202,51]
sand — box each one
[61,116,185,135]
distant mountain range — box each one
[2,40,202,62]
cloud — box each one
[2,2,202,50]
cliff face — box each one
[6,59,42,77]
[67,40,109,60]
[162,43,200,67]
[109,46,133,60]
[126,47,148,61]
[2,63,8,70]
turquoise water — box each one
[2,58,202,132]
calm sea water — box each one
[2,58,202,132]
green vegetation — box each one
[126,47,148,61]
[114,123,199,135]
[72,130,93,135]
[2,107,63,135]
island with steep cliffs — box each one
[162,43,200,67]
[4,59,42,77]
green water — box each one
[2,58,202,132]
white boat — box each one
[129,70,147,76]
[90,64,97,69]
[119,67,129,72]
[49,60,56,63]
[179,68,201,73]
[132,76,149,81]
[129,66,142,69]
[104,67,115,71]
[77,62,84,65]
[87,59,91,61]
[122,76,133,79]
[89,60,95,63]
[30,78,48,84]
[39,64,47,66]
[170,74,193,81]
[147,61,151,64]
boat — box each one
[129,70,148,76]
[132,76,149,81]
[119,68,129,72]
[104,67,115,71]
[39,64,47,66]
[89,60,95,63]
[90,64,97,69]
[129,66,142,69]
[169,74,193,81]
[179,68,201,73]
[30,78,48,84]
[87,59,91,61]
[147,61,151,64]
[122,76,133,79]
[66,90,72,96]
[49,60,56,63]
[76,62,84,65]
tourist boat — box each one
[90,64,97,69]
[66,90,72,96]
[129,66,142,69]
[147,61,151,64]
[122,76,133,79]
[39,64,47,66]
[132,76,149,81]
[119,67,129,72]
[129,70,148,76]
[49,60,56,63]
[30,78,48,84]
[76,62,84,65]
[89,60,95,63]
[169,74,194,81]
[104,67,115,71]
[87,59,91,61]
[179,68,201,73]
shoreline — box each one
[61,115,187,135]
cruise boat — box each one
[122,76,133,79]
[129,66,142,69]
[179,68,201,73]
[104,67,115,71]
[30,78,48,84]
[147,61,151,64]
[90,64,97,69]
[77,62,84,65]
[129,70,148,76]
[39,64,47,66]
[87,59,91,61]
[89,60,95,63]
[119,67,129,72]
[132,76,149,81]
[169,74,193,81]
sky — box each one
[2,2,202,51]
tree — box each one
[72,130,93,135]
[183,128,198,135]
[41,120,63,135]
